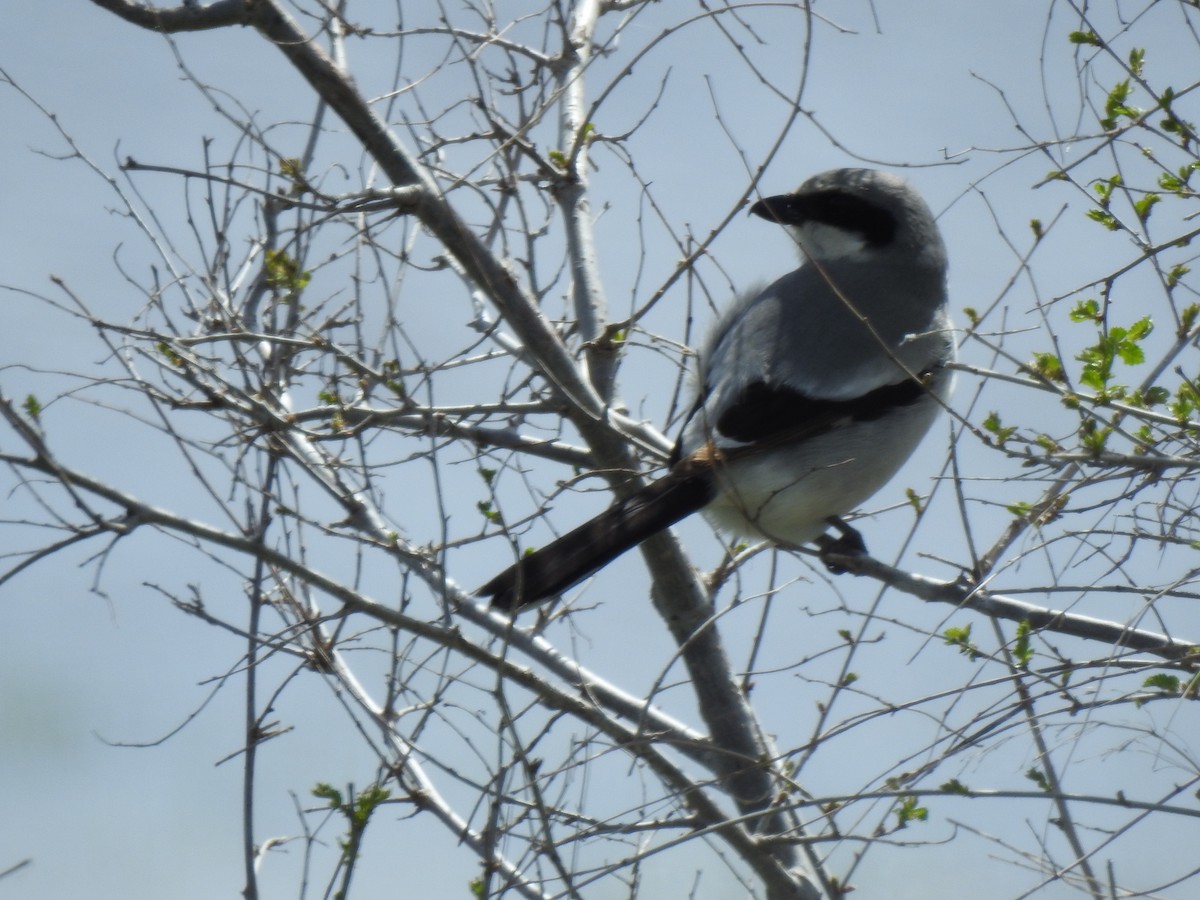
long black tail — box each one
[479,468,716,612]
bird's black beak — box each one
[749,194,804,225]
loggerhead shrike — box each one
[480,168,955,612]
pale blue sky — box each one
[3,3,1198,898]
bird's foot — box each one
[815,517,867,574]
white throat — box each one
[791,221,871,262]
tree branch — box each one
[823,550,1199,663]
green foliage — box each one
[1158,162,1200,193]
[1100,79,1137,131]
[1012,620,1034,669]
[313,782,343,808]
[1072,311,1151,400]
[1006,500,1032,519]
[1133,192,1161,224]
[476,500,501,524]
[318,387,346,431]
[312,781,392,863]
[1086,207,1120,231]
[1167,266,1192,291]
[1078,417,1114,455]
[1128,47,1145,78]
[381,358,406,396]
[1132,386,1170,408]
[1142,671,1200,701]
[1069,298,1102,324]
[943,625,982,661]
[894,795,928,828]
[264,248,311,297]
[1157,88,1197,148]
[1169,381,1199,422]
[1029,352,1066,383]
[1034,434,1063,454]
[22,394,41,422]
[983,411,1017,446]
[1142,673,1180,694]
[1068,30,1101,46]
[940,779,970,795]
[1025,767,1051,792]
[157,341,184,367]
[279,156,313,196]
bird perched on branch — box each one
[480,168,955,613]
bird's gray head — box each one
[750,168,945,268]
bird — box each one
[479,168,955,613]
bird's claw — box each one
[816,517,867,574]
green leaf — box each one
[1143,673,1180,693]
[1013,619,1034,669]
[312,783,344,807]
[1115,342,1144,367]
[1035,434,1063,453]
[1030,352,1065,382]
[351,785,391,826]
[22,394,41,421]
[278,157,312,196]
[1068,30,1101,46]
[1086,209,1120,230]
[478,467,497,486]
[1139,386,1169,407]
[1101,79,1135,130]
[476,501,501,524]
[983,411,1017,446]
[1159,171,1184,192]
[1070,298,1102,323]
[895,795,929,828]
[1128,47,1145,78]
[943,625,982,661]
[1079,418,1113,454]
[1007,500,1033,518]
[1127,317,1153,341]
[157,341,184,367]
[1133,193,1160,224]
[264,248,311,296]
[1074,316,1150,393]
[1167,266,1191,290]
[1025,767,1051,792]
[279,157,304,180]
[940,779,970,794]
